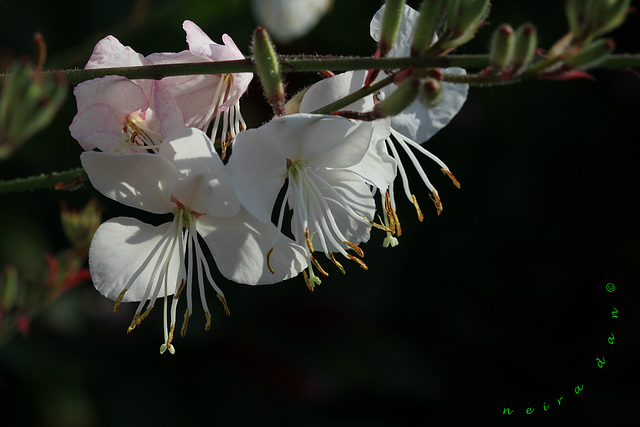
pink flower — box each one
[147,20,253,158]
[69,36,184,154]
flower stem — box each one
[0,167,86,194]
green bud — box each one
[563,38,615,69]
[252,26,285,116]
[512,23,537,71]
[592,0,630,39]
[378,0,407,57]
[284,86,310,116]
[1,265,19,311]
[0,61,67,160]
[411,0,444,56]
[565,0,583,39]
[374,79,420,118]
[440,0,490,50]
[418,78,442,108]
[490,24,515,70]
[61,199,103,256]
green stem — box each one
[311,74,396,115]
[0,167,86,194]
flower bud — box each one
[1,265,19,312]
[0,61,67,160]
[440,0,490,50]
[592,0,630,39]
[490,24,515,70]
[512,23,537,72]
[418,78,442,108]
[565,0,583,39]
[378,0,406,57]
[60,199,103,256]
[374,79,419,118]
[563,38,615,69]
[252,26,285,116]
[411,0,444,56]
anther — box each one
[204,312,212,331]
[174,279,186,300]
[413,194,425,221]
[217,294,230,316]
[347,254,369,270]
[344,241,364,258]
[329,252,346,275]
[181,308,190,337]
[427,191,441,216]
[441,168,461,189]
[310,253,329,277]
[305,227,315,252]
[266,247,275,274]
[127,306,153,333]
[113,288,128,312]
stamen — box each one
[303,268,321,291]
[369,217,393,233]
[428,191,442,216]
[305,227,315,252]
[347,254,369,270]
[266,247,275,274]
[329,252,346,274]
[344,241,364,258]
[441,168,461,188]
[413,194,426,221]
[310,253,329,277]
[181,308,190,337]
[127,306,153,333]
[159,324,176,355]
[113,288,128,312]
[204,312,212,331]
[217,294,230,317]
[174,279,186,300]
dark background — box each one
[1,1,638,426]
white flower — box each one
[82,128,306,353]
[370,5,468,226]
[225,114,392,290]
[252,0,333,44]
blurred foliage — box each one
[0,0,638,426]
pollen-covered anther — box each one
[310,254,329,277]
[181,308,190,337]
[369,217,393,233]
[347,254,369,270]
[329,252,346,275]
[217,294,230,317]
[266,247,275,274]
[441,168,461,189]
[204,312,212,331]
[427,191,441,216]
[305,227,315,252]
[113,288,128,312]
[344,241,364,258]
[127,306,153,334]
[174,279,186,300]
[413,194,425,221]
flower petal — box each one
[197,208,307,285]
[370,4,419,57]
[73,76,148,116]
[159,127,240,217]
[85,36,150,69]
[299,70,373,113]
[81,151,177,214]
[89,217,181,302]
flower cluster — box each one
[71,6,468,353]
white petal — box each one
[388,67,468,142]
[370,4,420,57]
[159,128,240,217]
[89,217,181,302]
[197,208,307,285]
[73,76,148,115]
[299,70,373,113]
[85,36,150,69]
[347,120,397,191]
[81,151,177,214]
[225,126,288,223]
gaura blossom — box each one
[147,20,253,159]
[225,114,394,290]
[370,4,469,239]
[251,0,333,44]
[69,36,184,154]
[82,128,306,353]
